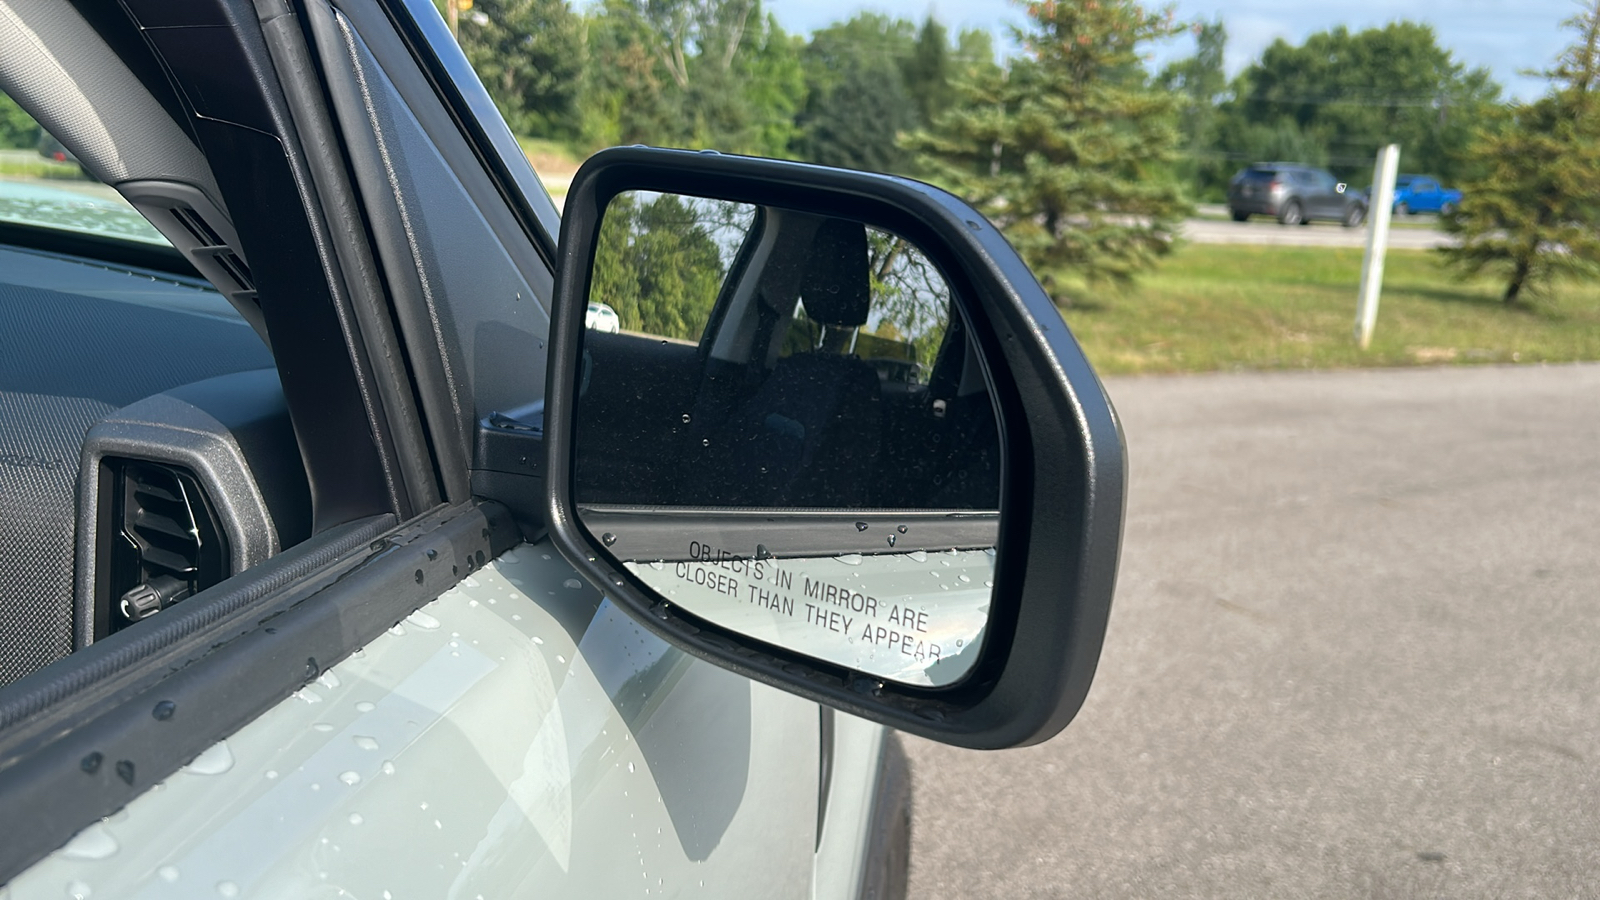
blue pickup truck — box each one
[1391,175,1462,215]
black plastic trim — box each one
[545,148,1126,750]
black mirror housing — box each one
[545,147,1125,749]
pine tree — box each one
[1441,0,1600,303]
[907,0,1189,304]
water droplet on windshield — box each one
[854,521,868,532]
[61,823,118,860]
[353,736,379,751]
[339,771,361,786]
[602,532,618,546]
[834,554,863,566]
[406,610,441,630]
[186,741,234,776]
[564,578,583,589]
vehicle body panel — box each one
[1391,175,1462,213]
[8,543,823,899]
[1227,163,1365,224]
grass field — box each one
[1061,244,1600,375]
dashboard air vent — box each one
[101,459,230,634]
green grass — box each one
[0,157,84,179]
[1062,245,1600,375]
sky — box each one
[764,0,1579,100]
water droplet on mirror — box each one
[66,879,92,899]
[755,544,771,560]
[602,532,618,546]
[158,866,180,883]
[647,559,664,569]
[533,635,544,645]
[355,701,376,713]
[563,578,583,589]
[265,770,278,780]
[955,639,964,648]
[186,741,234,776]
[152,700,175,721]
[835,554,863,566]
[388,623,406,637]
[897,524,908,534]
[61,823,118,860]
[908,550,928,562]
[339,771,361,786]
[353,735,379,751]
[296,688,323,704]
[382,761,396,775]
[217,881,239,898]
[680,413,691,423]
[406,610,441,630]
[958,574,972,583]
[313,723,334,733]
[628,761,635,773]
[854,521,868,532]
[701,438,710,447]
[887,535,897,547]
[348,813,364,825]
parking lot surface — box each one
[906,363,1600,898]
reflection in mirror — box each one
[572,191,1001,687]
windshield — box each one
[0,92,169,246]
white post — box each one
[1356,144,1401,349]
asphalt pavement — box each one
[1183,214,1453,250]
[905,363,1600,898]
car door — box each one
[0,0,833,896]
[1410,178,1440,212]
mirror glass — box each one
[571,190,1002,687]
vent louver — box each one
[102,459,230,634]
[169,206,256,298]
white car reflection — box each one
[585,301,620,333]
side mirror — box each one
[545,147,1125,749]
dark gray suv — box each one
[1227,163,1367,227]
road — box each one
[1183,215,1452,250]
[905,363,1600,898]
